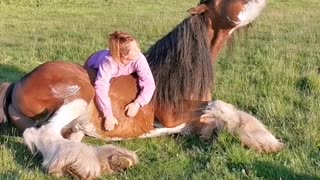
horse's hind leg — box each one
[25,99,106,178]
[22,99,89,155]
[62,123,85,142]
[8,104,35,131]
[46,99,88,136]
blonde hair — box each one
[108,31,136,62]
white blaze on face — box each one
[238,0,266,26]
[229,0,267,35]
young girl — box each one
[86,31,155,131]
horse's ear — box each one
[187,4,209,15]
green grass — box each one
[0,0,320,179]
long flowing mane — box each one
[145,13,213,114]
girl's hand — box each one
[125,102,140,117]
[104,115,119,131]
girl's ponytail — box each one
[109,31,121,62]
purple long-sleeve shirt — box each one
[86,50,155,117]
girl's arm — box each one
[94,60,114,117]
[135,55,156,107]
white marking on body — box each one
[51,85,81,99]
[91,124,189,142]
[229,0,266,35]
[46,99,88,135]
[139,123,188,138]
[85,123,189,142]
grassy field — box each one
[0,0,319,179]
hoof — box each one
[109,155,133,172]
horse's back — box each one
[12,61,95,119]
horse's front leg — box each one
[201,100,284,153]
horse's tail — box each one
[0,82,14,124]
[201,100,284,153]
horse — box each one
[0,0,283,179]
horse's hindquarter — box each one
[88,75,155,139]
[12,61,95,119]
[12,61,155,138]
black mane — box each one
[145,13,213,114]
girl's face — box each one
[121,41,141,65]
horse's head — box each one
[146,0,267,116]
[190,0,266,29]
[188,0,267,61]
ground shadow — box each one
[228,161,320,180]
[0,171,22,180]
[0,123,43,176]
[175,133,215,151]
[295,77,313,96]
[0,123,21,136]
[171,133,218,176]
[295,67,319,97]
[0,64,26,83]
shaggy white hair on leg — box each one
[23,126,138,179]
[95,144,139,174]
[23,127,38,154]
[201,100,284,153]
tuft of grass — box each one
[1,0,319,179]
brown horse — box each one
[0,0,283,179]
